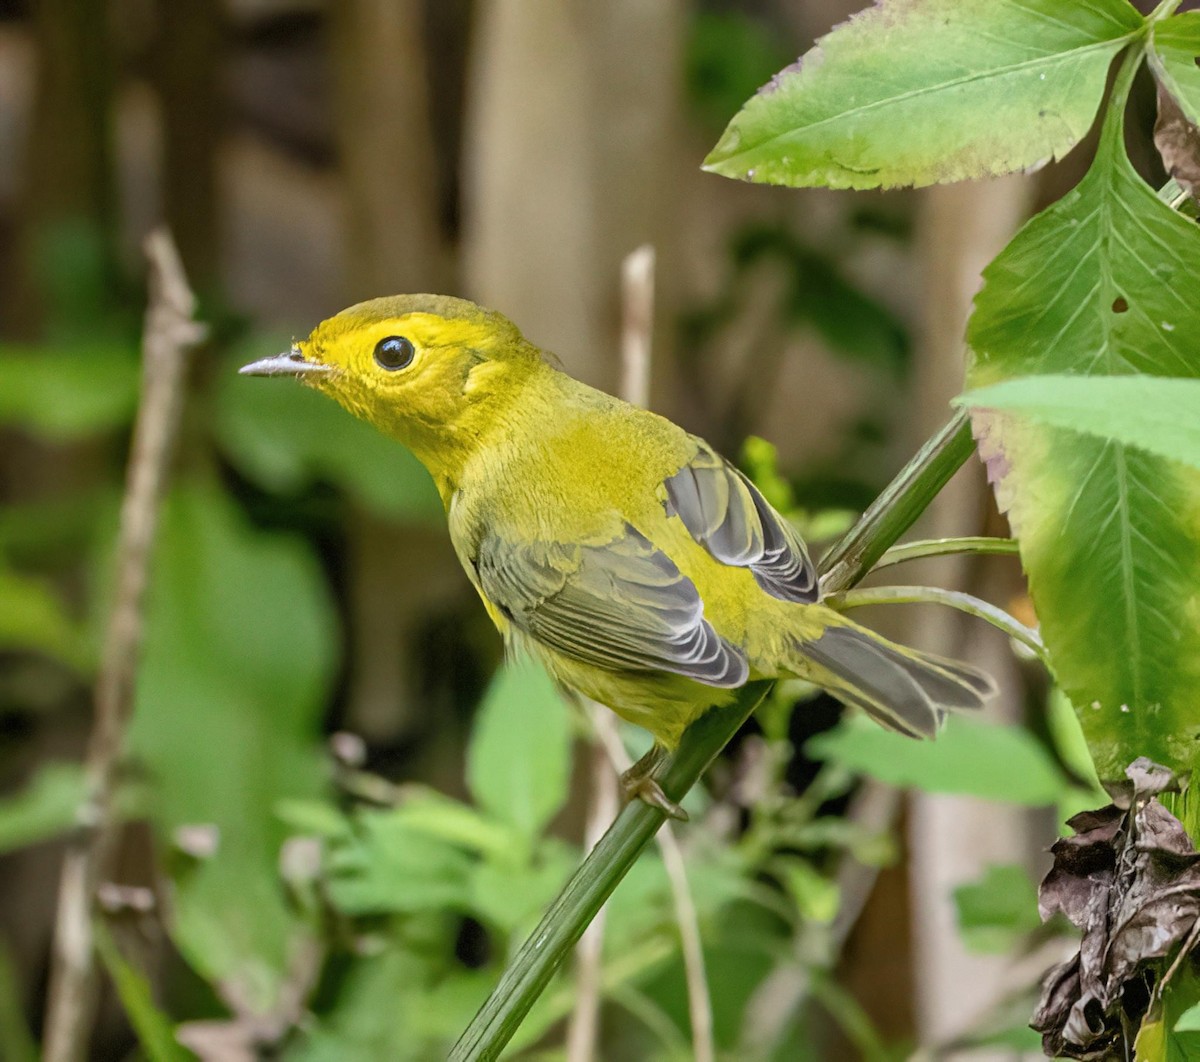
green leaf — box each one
[1046,687,1107,821]
[325,807,475,916]
[1135,965,1200,1060]
[773,857,839,924]
[0,940,36,1062]
[0,565,91,671]
[469,844,576,935]
[1150,12,1200,126]
[388,792,516,859]
[95,924,196,1062]
[703,0,1142,189]
[0,763,86,854]
[0,345,138,439]
[1177,1003,1200,1033]
[274,798,350,839]
[960,376,1200,470]
[741,435,796,512]
[465,659,572,839]
[290,950,446,1062]
[807,714,1072,805]
[213,347,441,522]
[131,483,335,1013]
[952,864,1042,953]
[966,81,1200,779]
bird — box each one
[240,294,993,817]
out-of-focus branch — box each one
[568,244,719,1062]
[42,230,204,1062]
[591,723,714,1062]
[564,706,621,1062]
[566,246,657,1062]
[618,245,655,409]
[567,246,714,1062]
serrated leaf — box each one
[0,345,138,439]
[1149,12,1200,127]
[966,93,1200,780]
[703,0,1142,189]
[130,484,335,1013]
[214,347,441,522]
[959,376,1200,470]
[806,714,1071,805]
[465,659,572,839]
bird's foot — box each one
[620,746,688,821]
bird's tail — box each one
[797,619,994,738]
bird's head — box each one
[240,294,543,481]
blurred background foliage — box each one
[0,0,1153,1058]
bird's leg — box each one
[619,744,688,821]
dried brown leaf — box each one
[1155,83,1200,199]
[1032,760,1200,1058]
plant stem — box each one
[42,231,203,1062]
[872,536,1018,570]
[451,411,976,1060]
[825,584,1046,663]
[819,410,975,594]
[450,679,773,1062]
[591,718,713,1062]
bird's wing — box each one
[663,445,819,603]
[476,524,748,687]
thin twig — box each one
[872,536,1018,571]
[566,244,714,1062]
[564,705,621,1062]
[42,230,204,1062]
[619,245,655,409]
[823,584,1046,662]
[622,243,712,1062]
[819,412,975,593]
[566,245,657,1062]
[592,724,714,1062]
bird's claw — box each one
[619,746,688,821]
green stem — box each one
[450,680,773,1062]
[1148,0,1184,21]
[819,410,975,593]
[451,412,976,1060]
[1159,178,1194,214]
[824,584,1046,663]
[872,536,1018,571]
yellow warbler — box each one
[241,295,992,814]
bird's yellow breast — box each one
[449,367,803,672]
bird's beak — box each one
[238,347,335,378]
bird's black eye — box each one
[374,335,415,371]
